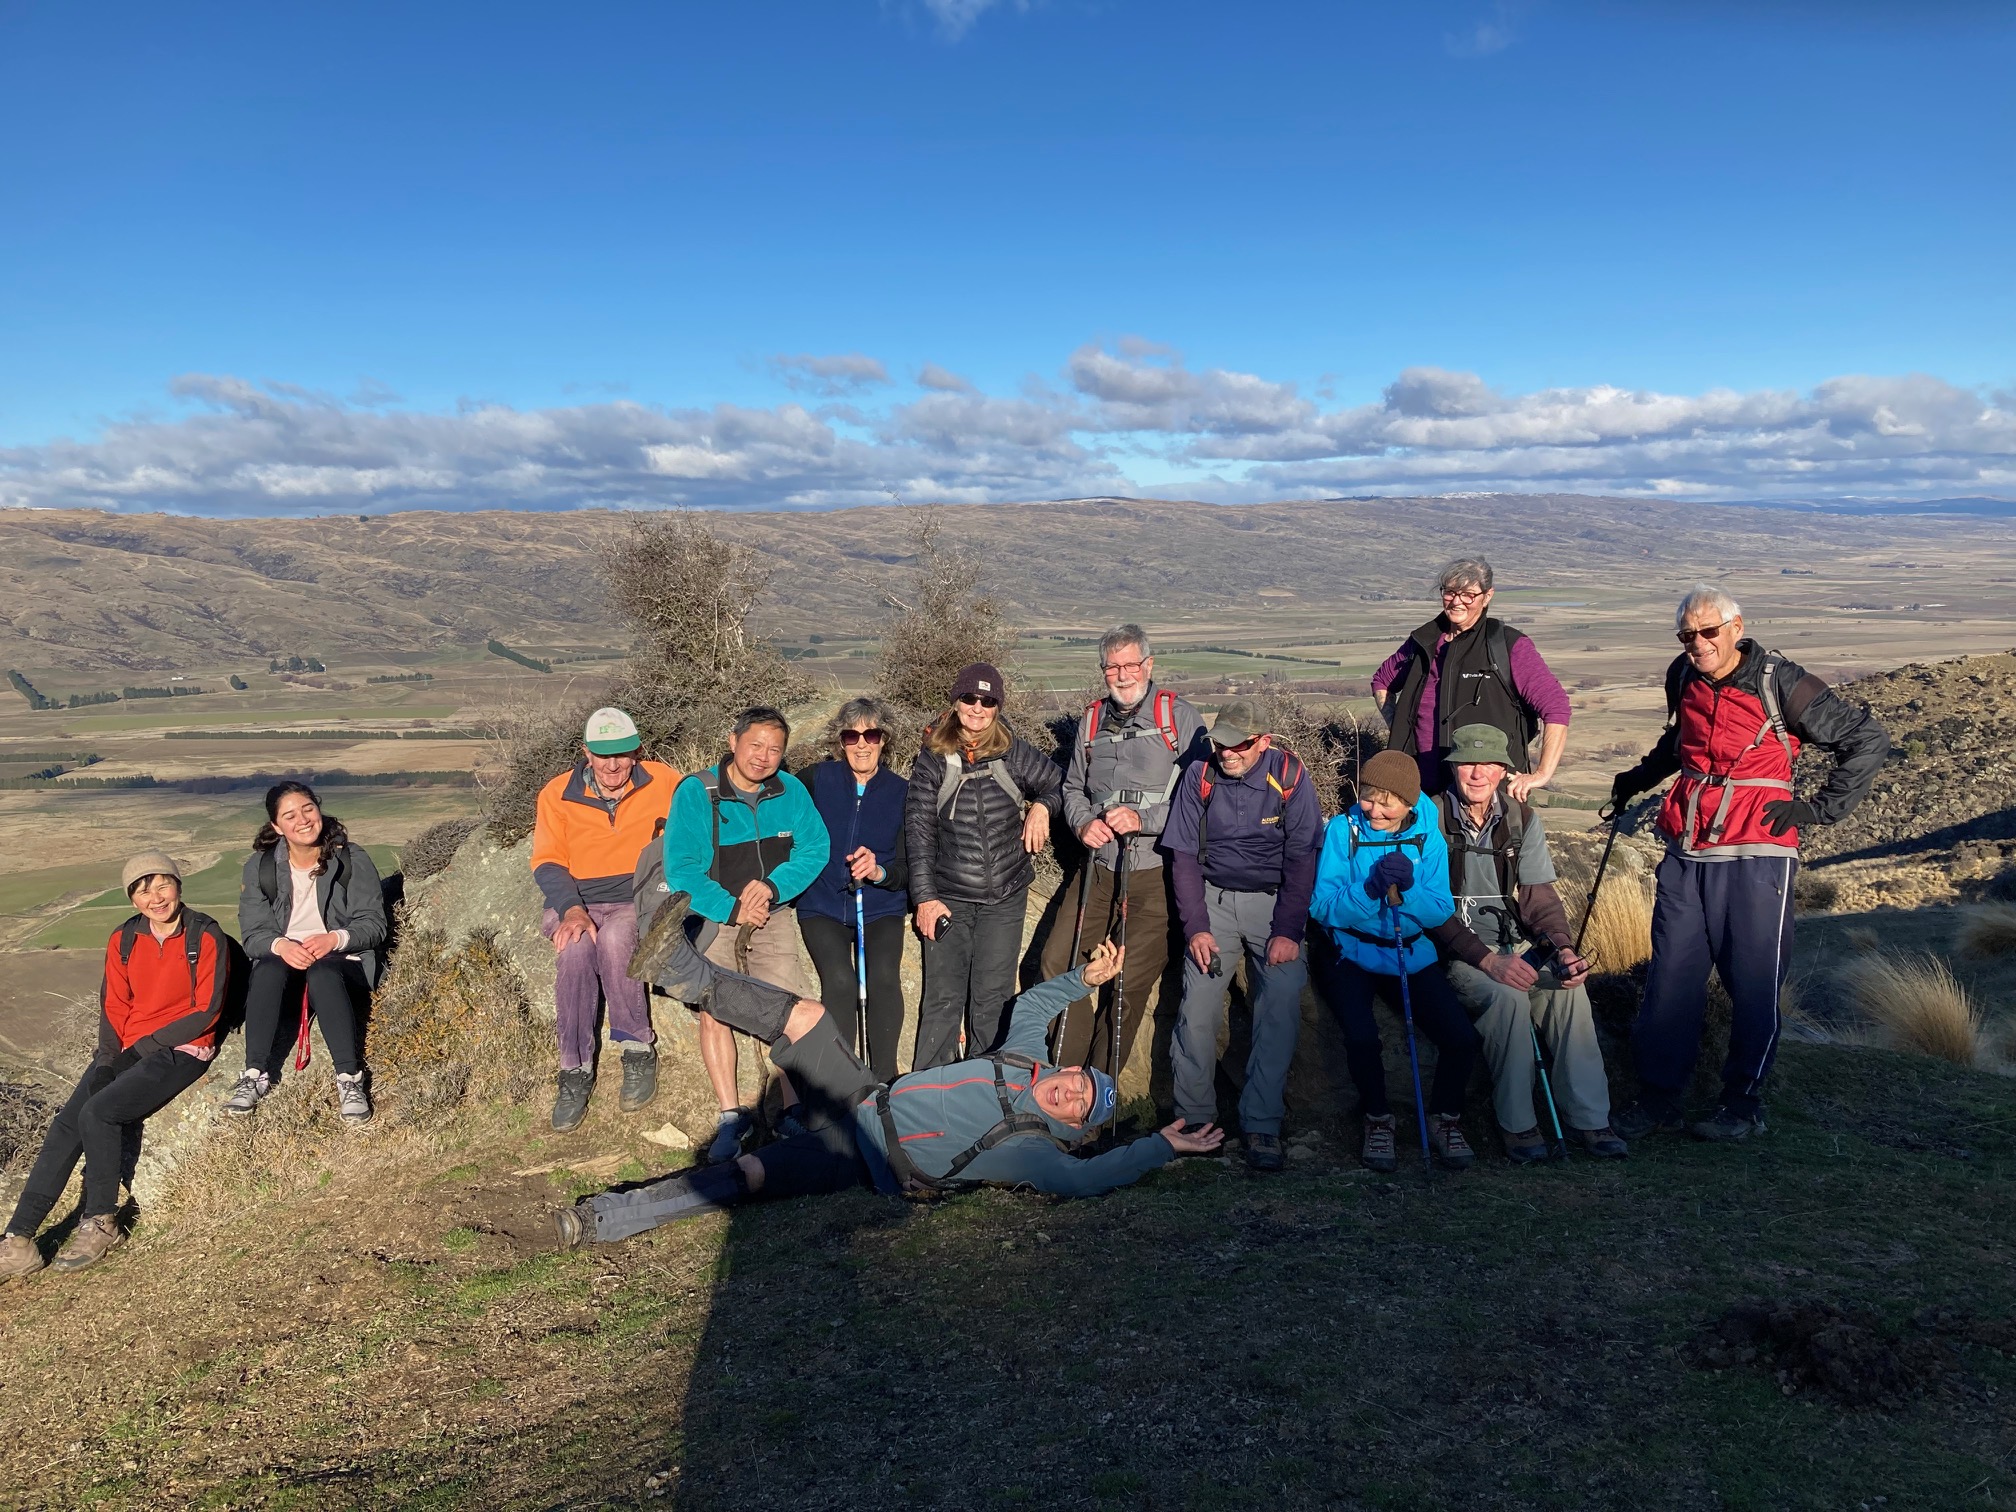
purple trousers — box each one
[543,903,654,1070]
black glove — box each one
[1762,797,1819,836]
[1364,852,1415,901]
[1609,770,1645,809]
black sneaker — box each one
[551,1067,595,1133]
[1690,1106,1767,1142]
[1243,1132,1285,1173]
[626,891,694,983]
[1612,1099,1685,1141]
[618,1046,659,1113]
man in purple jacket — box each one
[1160,701,1325,1171]
[1371,557,1572,798]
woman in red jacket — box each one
[0,851,230,1280]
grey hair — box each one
[828,696,894,763]
[1437,557,1494,595]
[1674,584,1742,629]
[1099,623,1151,665]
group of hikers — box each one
[0,558,1889,1279]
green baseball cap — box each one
[1209,700,1262,747]
[1447,724,1513,769]
[583,707,642,756]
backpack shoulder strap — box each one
[1081,699,1104,748]
[258,845,279,907]
[1152,690,1179,751]
[116,917,143,965]
[936,750,964,816]
[1752,651,1797,765]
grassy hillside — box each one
[0,1040,2011,1510]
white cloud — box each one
[915,0,1024,41]
[3,345,2011,517]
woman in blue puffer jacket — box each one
[1311,751,1481,1174]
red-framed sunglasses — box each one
[840,728,886,747]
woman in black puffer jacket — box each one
[905,662,1063,1070]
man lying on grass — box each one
[554,894,1223,1247]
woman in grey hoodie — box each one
[224,781,387,1127]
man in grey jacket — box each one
[1039,624,1207,1078]
[561,894,1224,1246]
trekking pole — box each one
[1529,1024,1565,1159]
[851,882,870,1066]
[1105,834,1133,1127]
[1056,851,1095,1062]
[1388,887,1434,1179]
[1572,801,1622,960]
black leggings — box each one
[1311,933,1480,1118]
[244,955,369,1076]
[8,1049,209,1234]
[799,911,905,1083]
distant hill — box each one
[3,493,2013,672]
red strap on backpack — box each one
[292,980,313,1070]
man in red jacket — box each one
[0,851,231,1279]
[1608,586,1887,1143]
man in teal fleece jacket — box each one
[662,708,830,1163]
[560,896,1224,1246]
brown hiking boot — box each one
[0,1233,45,1283]
[51,1214,125,1272]
[1501,1126,1550,1164]
[1360,1113,1399,1174]
[1428,1114,1476,1171]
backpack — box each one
[1194,747,1305,869]
[872,1050,1095,1197]
[1665,647,1797,769]
[1082,689,1181,753]
[115,908,252,1039]
[1435,789,1532,949]
[936,748,1026,817]
[633,815,673,938]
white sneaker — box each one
[222,1068,271,1116]
[334,1071,373,1127]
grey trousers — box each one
[1446,959,1611,1133]
[1170,886,1307,1136]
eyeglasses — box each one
[839,728,885,747]
[1101,660,1147,679]
[1676,619,1734,647]
[1441,587,1486,605]
[957,694,1000,709]
[1216,735,1264,755]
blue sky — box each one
[2,0,2012,511]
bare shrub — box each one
[873,511,1033,765]
[1240,684,1380,818]
[1844,953,1981,1065]
[1957,903,2016,959]
[0,1080,53,1177]
[401,817,480,883]
[486,514,815,843]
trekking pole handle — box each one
[1385,884,1402,909]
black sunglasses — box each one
[957,694,1000,709]
[839,728,886,747]
[1676,619,1733,647]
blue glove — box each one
[1363,852,1415,901]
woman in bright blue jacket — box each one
[1310,751,1481,1173]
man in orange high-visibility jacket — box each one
[531,707,679,1133]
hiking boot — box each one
[705,1107,756,1166]
[552,1067,595,1133]
[773,1105,811,1142]
[553,1204,592,1250]
[334,1072,373,1127]
[626,891,695,984]
[1612,1099,1686,1141]
[618,1046,659,1114]
[1428,1114,1475,1171]
[1572,1125,1630,1159]
[51,1215,125,1273]
[222,1068,271,1116]
[1691,1106,1767,1142]
[1501,1126,1551,1165]
[1243,1132,1285,1173]
[1360,1113,1399,1174]
[0,1233,45,1284]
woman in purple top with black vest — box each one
[1370,556,1572,799]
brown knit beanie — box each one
[1360,750,1423,808]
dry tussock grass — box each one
[1957,903,2016,959]
[1564,873,1654,974]
[1843,952,1982,1066]
[161,917,546,1226]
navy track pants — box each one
[1633,850,1796,1118]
